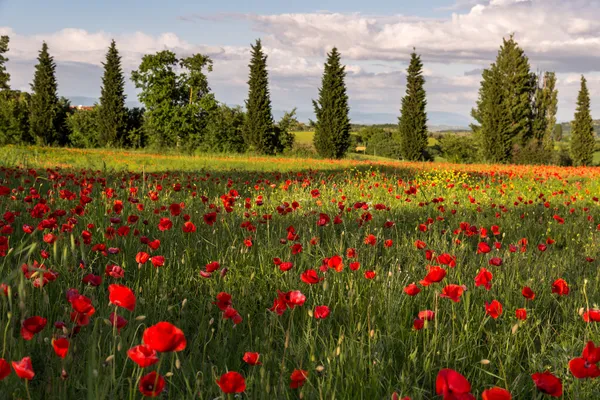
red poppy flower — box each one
[12,357,34,380]
[105,264,125,279]
[82,274,102,286]
[203,212,217,226]
[569,341,600,379]
[437,253,457,267]
[327,255,343,272]
[182,221,196,233]
[404,283,421,296]
[108,284,136,311]
[420,266,446,286]
[314,305,330,319]
[488,257,503,266]
[290,369,308,389]
[413,318,425,330]
[301,269,322,284]
[139,371,165,397]
[279,262,294,272]
[109,312,128,331]
[477,242,491,254]
[418,310,435,321]
[481,387,512,400]
[551,279,569,296]
[537,244,547,252]
[205,261,220,273]
[583,309,600,322]
[414,240,427,249]
[440,285,465,302]
[216,371,246,393]
[474,268,493,290]
[243,352,262,366]
[435,368,474,400]
[364,234,377,246]
[136,252,150,264]
[350,261,360,271]
[157,218,172,231]
[485,300,503,319]
[150,256,165,267]
[143,322,186,353]
[515,308,527,320]
[0,358,10,381]
[213,292,232,311]
[364,270,376,280]
[531,371,562,397]
[522,286,535,300]
[148,239,161,250]
[52,338,69,358]
[127,344,159,368]
[20,316,47,340]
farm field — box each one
[0,147,599,399]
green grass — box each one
[292,131,315,145]
[0,147,599,399]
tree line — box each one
[0,34,596,165]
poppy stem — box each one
[25,379,31,400]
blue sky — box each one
[1,0,599,125]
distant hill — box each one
[273,109,471,131]
[559,120,600,136]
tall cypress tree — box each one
[397,51,428,161]
[29,42,59,145]
[570,76,595,166]
[532,72,558,149]
[97,39,127,147]
[472,65,511,163]
[472,35,536,163]
[243,39,277,154]
[0,35,10,90]
[313,47,350,159]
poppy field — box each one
[0,147,600,399]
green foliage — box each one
[397,51,428,161]
[439,135,479,164]
[0,35,10,90]
[131,50,216,150]
[553,124,563,142]
[55,96,74,146]
[357,126,384,143]
[97,40,128,147]
[29,42,59,145]
[512,139,555,165]
[532,72,558,149]
[67,109,98,148]
[275,108,298,152]
[202,104,247,153]
[472,36,537,164]
[571,76,595,166]
[313,47,351,159]
[365,128,402,159]
[0,90,31,144]
[243,40,278,155]
[125,107,147,149]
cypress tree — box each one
[472,65,511,163]
[29,42,59,145]
[570,76,595,166]
[97,39,127,147]
[0,35,10,90]
[312,47,350,159]
[243,39,277,154]
[532,72,558,148]
[397,51,428,161]
[496,36,535,147]
[472,35,536,163]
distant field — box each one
[292,131,315,145]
